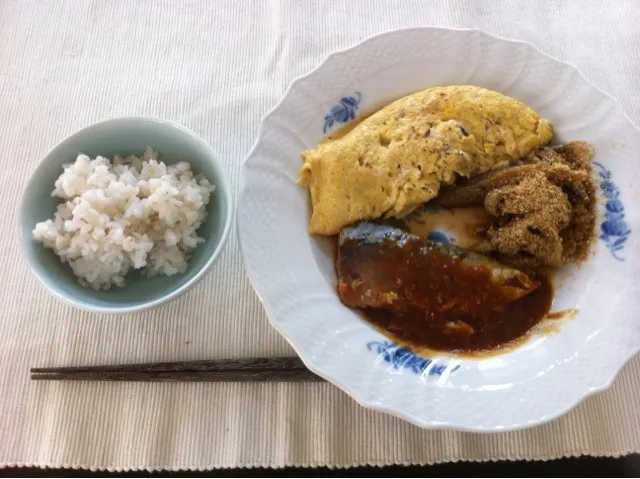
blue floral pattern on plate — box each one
[324,92,361,134]
[427,230,452,243]
[367,341,460,377]
[594,162,631,261]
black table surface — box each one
[2,455,639,477]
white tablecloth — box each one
[1,0,639,471]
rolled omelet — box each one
[298,85,553,235]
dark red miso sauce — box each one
[363,276,552,352]
[335,224,554,353]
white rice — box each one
[33,147,214,290]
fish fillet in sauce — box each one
[338,223,537,312]
[337,223,553,352]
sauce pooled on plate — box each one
[337,222,553,353]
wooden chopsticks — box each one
[30,357,326,382]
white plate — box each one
[238,27,640,431]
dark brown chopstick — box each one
[31,357,326,382]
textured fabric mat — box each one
[1,0,639,471]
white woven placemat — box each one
[1,0,639,471]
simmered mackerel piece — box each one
[337,222,537,313]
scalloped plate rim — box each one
[238,26,640,431]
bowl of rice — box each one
[19,117,232,314]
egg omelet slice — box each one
[298,85,553,235]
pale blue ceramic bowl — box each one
[19,117,232,314]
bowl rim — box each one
[237,26,640,431]
[19,116,233,314]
